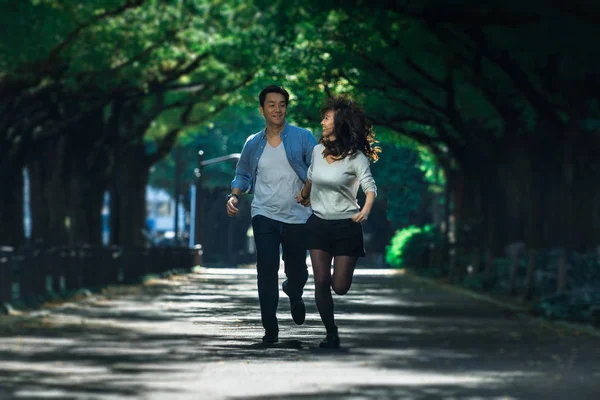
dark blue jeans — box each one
[251,215,308,334]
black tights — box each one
[310,249,357,333]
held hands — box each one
[295,191,310,207]
[351,209,370,223]
[226,196,239,217]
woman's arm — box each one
[296,145,316,206]
[352,153,377,223]
[355,153,377,196]
[351,191,375,223]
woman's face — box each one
[321,110,335,139]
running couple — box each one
[226,85,380,348]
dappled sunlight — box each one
[336,313,416,322]
[135,361,518,399]
[1,268,598,399]
[193,266,405,277]
[353,269,405,276]
[344,296,435,307]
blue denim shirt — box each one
[231,122,317,194]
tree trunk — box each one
[483,247,494,287]
[69,171,106,246]
[28,136,70,246]
[481,164,501,286]
[111,141,149,248]
[68,110,110,246]
[27,160,50,245]
[507,242,524,295]
[27,108,110,247]
[517,146,539,300]
[569,138,600,250]
[0,165,25,247]
[432,163,441,227]
[445,169,460,279]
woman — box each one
[296,96,380,348]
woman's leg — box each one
[310,249,335,331]
[331,256,358,295]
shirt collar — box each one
[260,121,288,139]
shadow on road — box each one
[0,269,598,399]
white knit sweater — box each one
[307,144,377,220]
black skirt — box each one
[305,213,366,257]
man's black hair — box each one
[259,85,290,107]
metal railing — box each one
[0,245,203,306]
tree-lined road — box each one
[0,267,599,399]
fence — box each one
[421,240,600,299]
[0,245,203,306]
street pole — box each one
[228,218,234,265]
[110,101,122,246]
[191,152,240,266]
[173,145,181,243]
[194,150,204,247]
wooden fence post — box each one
[507,242,525,296]
[524,248,537,300]
[556,248,567,294]
[0,247,13,304]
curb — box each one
[0,268,193,322]
[403,270,600,339]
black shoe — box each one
[262,332,279,343]
[282,280,306,325]
[319,327,340,349]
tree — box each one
[0,0,298,247]
[265,0,600,282]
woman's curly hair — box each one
[319,96,381,162]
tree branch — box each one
[343,1,540,27]
[358,53,447,116]
[33,0,147,74]
[406,57,444,88]
[145,104,194,166]
[465,27,564,128]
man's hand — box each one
[295,191,310,207]
[226,196,239,217]
[351,209,369,223]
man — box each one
[226,85,316,343]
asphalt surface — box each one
[0,266,599,399]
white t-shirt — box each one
[307,144,377,220]
[251,141,312,224]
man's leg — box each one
[281,222,308,324]
[251,215,282,339]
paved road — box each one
[0,267,599,399]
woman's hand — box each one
[351,209,370,223]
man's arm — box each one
[231,136,253,193]
[227,136,253,217]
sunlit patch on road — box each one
[0,268,598,399]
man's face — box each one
[260,93,287,126]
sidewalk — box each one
[0,267,599,399]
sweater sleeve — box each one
[354,152,377,196]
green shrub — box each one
[386,225,438,269]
